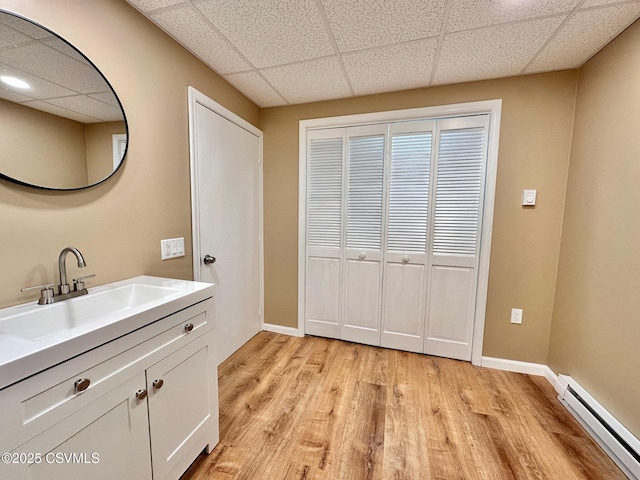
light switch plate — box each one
[522,189,537,206]
[161,237,185,260]
[511,308,523,324]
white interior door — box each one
[305,130,345,339]
[189,87,262,365]
[423,116,489,361]
[380,121,435,353]
[342,125,387,346]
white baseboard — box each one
[557,375,639,479]
[481,356,558,385]
[261,323,304,337]
[482,357,638,479]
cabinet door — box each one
[146,332,219,480]
[8,373,151,480]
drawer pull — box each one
[74,378,91,392]
[184,323,194,332]
[152,379,164,390]
[135,389,148,400]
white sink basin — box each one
[0,276,214,390]
[0,284,181,341]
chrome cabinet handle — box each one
[74,378,91,392]
[152,379,164,390]
[358,252,366,260]
[184,323,194,332]
[203,255,216,265]
[136,389,148,400]
[402,255,410,263]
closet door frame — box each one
[298,100,502,365]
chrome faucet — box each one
[58,247,86,294]
[21,247,95,305]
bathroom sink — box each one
[0,283,181,341]
[0,276,215,390]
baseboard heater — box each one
[555,375,640,479]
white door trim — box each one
[298,99,502,365]
[188,86,264,329]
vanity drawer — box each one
[0,299,214,452]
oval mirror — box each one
[0,10,128,190]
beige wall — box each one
[548,20,640,437]
[261,71,578,364]
[0,0,258,309]
[0,98,87,187]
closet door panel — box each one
[342,125,387,347]
[380,262,426,353]
[306,256,341,338]
[423,116,489,361]
[342,259,382,345]
[380,121,434,352]
[305,130,345,339]
[424,266,475,360]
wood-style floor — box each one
[181,332,625,480]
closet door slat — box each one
[308,137,343,249]
[387,131,432,254]
[346,134,385,251]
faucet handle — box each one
[21,283,55,305]
[73,274,95,291]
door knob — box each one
[203,255,216,265]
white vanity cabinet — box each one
[8,372,153,480]
[0,295,218,480]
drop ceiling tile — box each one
[21,100,98,123]
[0,62,77,99]
[261,56,351,105]
[0,88,32,103]
[0,22,32,48]
[343,39,437,96]
[446,0,581,33]
[125,0,186,13]
[195,0,334,68]
[224,70,286,108]
[42,37,88,64]
[151,6,250,74]
[434,16,565,85]
[582,0,640,7]
[527,3,640,72]
[89,91,121,108]
[0,13,51,39]
[45,94,123,122]
[0,43,110,94]
[320,0,446,52]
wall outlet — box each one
[511,308,523,324]
[161,237,185,260]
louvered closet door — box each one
[342,125,387,346]
[305,129,345,339]
[424,115,489,361]
[380,121,435,353]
